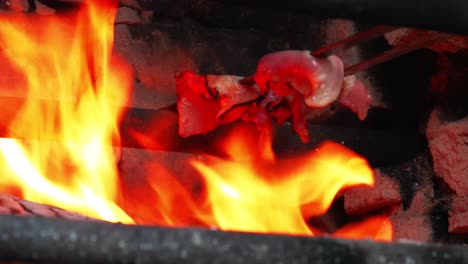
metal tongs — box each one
[160,25,452,112]
[239,25,453,85]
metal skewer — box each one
[239,25,453,85]
[312,25,397,57]
[343,31,452,76]
[158,25,453,112]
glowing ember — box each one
[0,1,133,223]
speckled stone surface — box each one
[0,215,467,264]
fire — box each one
[0,1,133,223]
[191,126,391,238]
[333,215,393,241]
[0,1,392,241]
[143,125,392,240]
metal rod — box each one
[221,0,468,35]
[0,215,467,264]
[312,25,397,57]
[240,25,439,82]
[345,32,453,76]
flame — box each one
[145,125,392,240]
[0,1,133,223]
[191,126,372,235]
[334,215,393,241]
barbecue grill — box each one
[0,0,467,263]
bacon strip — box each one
[255,51,344,108]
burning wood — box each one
[176,51,372,143]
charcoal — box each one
[449,196,468,234]
[427,109,468,195]
[343,170,401,216]
[426,108,468,234]
[341,154,437,242]
[392,215,432,242]
[391,187,435,242]
[449,211,468,234]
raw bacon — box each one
[255,50,344,108]
[338,75,372,120]
[205,75,261,118]
[176,71,261,137]
[176,71,219,137]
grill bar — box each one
[0,215,467,264]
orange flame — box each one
[145,125,392,240]
[334,215,393,241]
[192,126,374,235]
[0,1,133,223]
